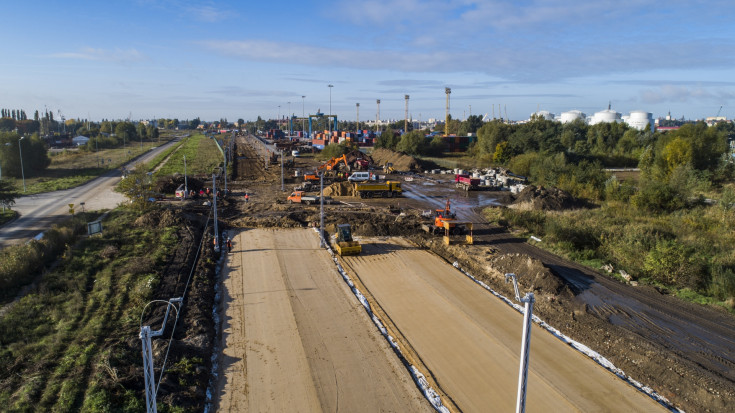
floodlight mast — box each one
[139,297,182,413]
[505,273,535,413]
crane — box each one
[716,105,723,118]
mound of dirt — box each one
[323,181,356,197]
[155,175,205,194]
[370,148,421,172]
[134,208,185,228]
[487,253,567,295]
[510,185,585,211]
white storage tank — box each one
[589,109,622,125]
[624,110,654,131]
[531,110,555,121]
[560,110,586,124]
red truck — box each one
[455,174,481,191]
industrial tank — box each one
[531,110,555,121]
[589,109,621,125]
[624,110,653,131]
[559,110,586,124]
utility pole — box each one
[212,174,219,252]
[405,95,410,133]
[356,103,360,134]
[505,273,535,413]
[319,172,325,247]
[280,150,284,191]
[302,95,306,136]
[328,84,334,135]
[445,87,451,136]
[376,99,381,133]
[183,155,188,197]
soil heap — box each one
[510,185,585,211]
[323,181,356,197]
[370,148,421,172]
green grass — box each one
[0,207,182,411]
[3,135,177,195]
[489,201,735,313]
[154,133,224,178]
[0,209,16,226]
[419,152,495,170]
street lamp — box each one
[328,84,334,134]
[18,136,26,192]
[301,95,306,136]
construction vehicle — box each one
[383,162,395,173]
[334,223,361,256]
[287,191,331,205]
[455,174,481,191]
[318,154,351,172]
[354,181,402,198]
[421,199,468,236]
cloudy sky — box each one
[3,0,735,122]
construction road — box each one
[215,228,433,412]
[216,228,665,412]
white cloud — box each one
[640,85,735,104]
[48,48,145,64]
[187,4,233,22]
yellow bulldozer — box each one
[334,223,361,256]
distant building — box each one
[72,135,89,146]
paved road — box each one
[0,139,180,248]
[341,237,665,412]
[215,228,432,412]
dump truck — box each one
[354,181,402,198]
[334,223,361,256]
[455,174,481,191]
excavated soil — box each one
[510,185,589,211]
[370,147,422,171]
[217,137,735,413]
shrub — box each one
[643,239,705,289]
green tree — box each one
[375,129,399,150]
[493,141,511,164]
[0,179,19,209]
[116,164,155,211]
[396,130,428,155]
[115,122,137,147]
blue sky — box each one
[3,0,735,123]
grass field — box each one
[0,209,180,411]
[3,134,177,195]
[154,133,223,178]
[419,152,495,170]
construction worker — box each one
[244,193,249,203]
[226,238,232,253]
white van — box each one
[348,171,372,182]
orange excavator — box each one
[318,154,350,172]
[422,199,468,237]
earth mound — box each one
[155,175,205,194]
[370,148,421,172]
[323,181,356,197]
[510,185,585,211]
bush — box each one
[643,239,705,289]
[632,181,686,213]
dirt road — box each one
[215,228,432,412]
[341,238,666,412]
